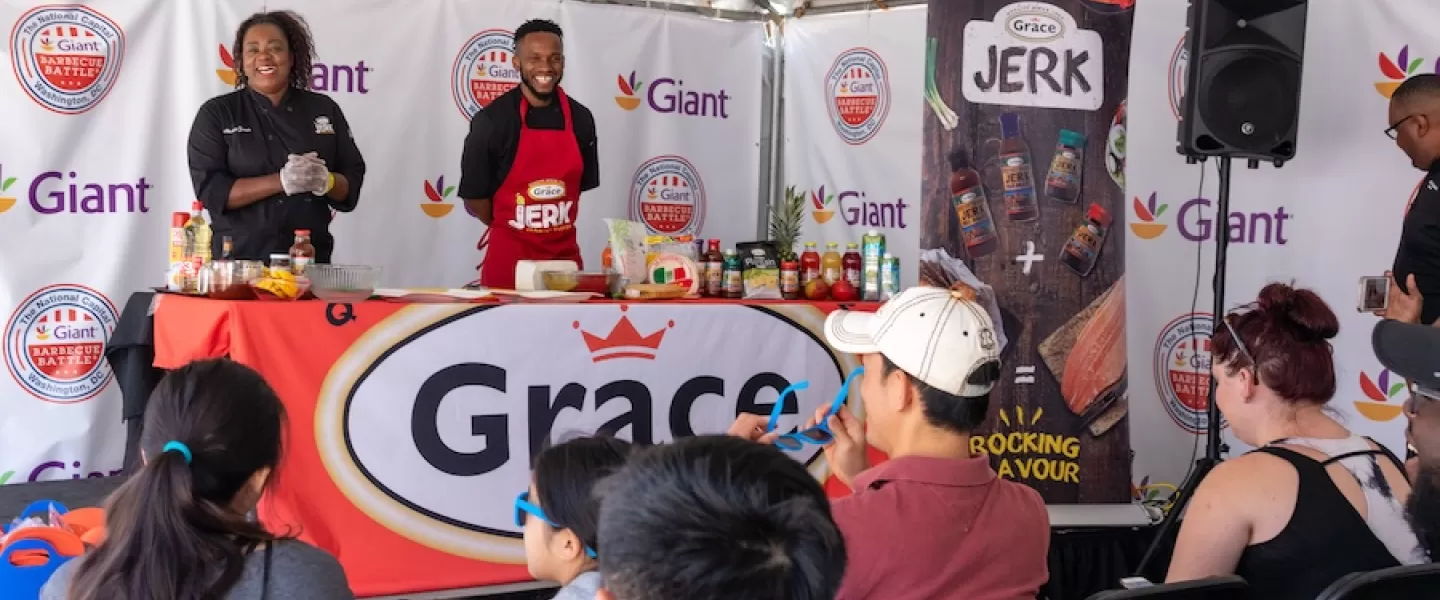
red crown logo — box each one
[574,306,671,362]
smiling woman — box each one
[185,10,368,264]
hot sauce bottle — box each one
[800,242,821,287]
[290,229,316,275]
[998,112,1039,221]
[1060,203,1112,277]
[703,239,724,297]
[949,147,999,258]
[842,243,862,288]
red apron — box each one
[477,87,585,289]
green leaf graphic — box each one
[1390,382,1406,397]
[442,185,455,198]
[1155,204,1168,217]
[0,471,12,485]
[1,177,14,192]
[1410,58,1424,74]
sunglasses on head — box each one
[765,367,865,451]
[514,491,597,558]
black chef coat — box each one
[458,86,599,203]
[187,86,366,262]
[1393,161,1440,324]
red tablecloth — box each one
[152,295,882,597]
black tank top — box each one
[1234,446,1406,600]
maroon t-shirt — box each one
[831,455,1050,600]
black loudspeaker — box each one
[1177,0,1308,166]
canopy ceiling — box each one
[584,0,922,18]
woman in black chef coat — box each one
[187,10,365,263]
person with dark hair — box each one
[40,358,352,599]
[1384,73,1440,324]
[594,435,846,600]
[729,285,1049,599]
[459,19,599,289]
[1167,283,1424,599]
[188,10,367,263]
[518,435,632,600]
[1372,318,1440,558]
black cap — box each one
[1373,320,1440,389]
[948,147,971,170]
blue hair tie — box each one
[162,441,192,465]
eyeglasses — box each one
[765,367,865,451]
[513,491,597,558]
[1221,313,1257,368]
[1386,114,1420,140]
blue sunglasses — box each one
[514,491,598,559]
[765,366,864,451]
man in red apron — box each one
[457,19,600,289]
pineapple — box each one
[770,186,806,262]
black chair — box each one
[1084,575,1249,599]
[1316,563,1440,599]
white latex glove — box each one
[280,155,314,196]
[306,160,333,196]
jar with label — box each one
[290,230,316,275]
[781,260,800,299]
[997,112,1039,221]
[268,253,292,273]
[1044,129,1087,203]
[949,147,999,258]
[703,239,724,297]
[1060,203,1112,277]
[722,249,743,299]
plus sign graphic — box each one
[1015,241,1043,274]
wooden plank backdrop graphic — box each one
[922,0,1134,503]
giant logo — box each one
[9,5,126,115]
[825,48,891,145]
[629,155,706,236]
[1153,313,1215,433]
[452,29,519,119]
[5,284,119,403]
[315,303,852,562]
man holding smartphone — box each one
[1386,74,1440,324]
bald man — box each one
[1387,74,1440,324]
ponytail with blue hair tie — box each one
[162,440,192,465]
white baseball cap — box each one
[824,286,1001,397]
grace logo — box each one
[1376,45,1439,99]
[630,156,706,236]
[452,29,519,119]
[313,303,852,562]
[1355,368,1406,422]
[825,48,891,145]
[10,6,125,115]
[421,175,455,218]
[215,44,372,93]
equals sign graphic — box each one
[1015,365,1036,384]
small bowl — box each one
[308,265,380,302]
[543,271,615,294]
[249,276,311,301]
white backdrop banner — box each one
[783,6,923,286]
[1125,0,1439,490]
[0,0,762,485]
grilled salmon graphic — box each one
[1061,277,1126,415]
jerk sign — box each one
[961,2,1104,111]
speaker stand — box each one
[1133,155,1235,579]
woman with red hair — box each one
[1166,283,1425,599]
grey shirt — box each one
[552,571,602,600]
[40,539,353,600]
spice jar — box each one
[1060,203,1111,277]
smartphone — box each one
[1359,276,1389,312]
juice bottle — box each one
[998,112,1039,221]
[949,147,999,258]
[1044,129,1087,203]
[290,230,316,275]
[800,242,821,287]
[880,253,900,301]
[842,243,862,288]
[861,230,885,302]
[722,249,743,299]
[703,239,724,297]
[821,242,843,285]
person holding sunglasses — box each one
[514,435,632,600]
[729,284,1050,600]
[1373,318,1440,558]
[1384,73,1440,324]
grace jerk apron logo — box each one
[507,179,573,233]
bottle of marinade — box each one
[997,112,1039,221]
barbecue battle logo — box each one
[629,155,706,236]
[825,48,891,145]
[1153,313,1215,433]
[9,5,126,114]
[452,29,519,119]
[4,284,119,403]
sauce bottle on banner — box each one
[1045,129,1086,203]
[842,243,862,288]
[822,242,843,284]
[997,112,1039,221]
[703,239,724,297]
[800,242,821,287]
[290,230,316,275]
[949,147,999,258]
[1059,203,1112,277]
